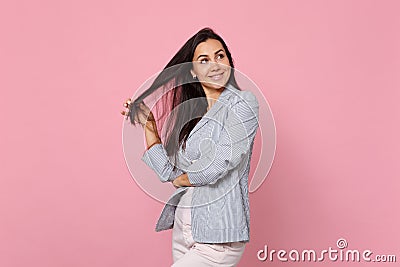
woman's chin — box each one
[203,79,229,90]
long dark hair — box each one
[129,27,241,166]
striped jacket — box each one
[141,83,260,243]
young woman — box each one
[121,27,259,266]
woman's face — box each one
[191,38,231,91]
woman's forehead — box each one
[194,39,225,57]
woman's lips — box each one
[209,72,224,81]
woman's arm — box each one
[130,101,186,183]
[144,119,162,149]
[141,122,187,183]
[142,118,194,187]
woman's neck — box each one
[203,86,225,111]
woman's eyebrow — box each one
[196,49,224,60]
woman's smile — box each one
[209,71,225,81]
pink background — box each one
[1,0,399,266]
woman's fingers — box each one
[138,103,156,122]
[172,179,181,188]
[132,108,149,126]
[121,108,130,118]
[171,181,179,189]
[123,98,132,107]
[120,98,155,124]
[121,98,132,118]
[139,102,150,112]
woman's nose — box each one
[208,60,221,70]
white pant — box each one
[171,187,246,267]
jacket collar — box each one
[187,83,236,139]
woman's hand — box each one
[121,98,155,127]
[171,180,180,189]
[121,98,162,150]
[172,173,193,188]
[121,98,132,119]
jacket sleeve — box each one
[186,91,260,186]
[141,143,185,183]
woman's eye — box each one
[200,58,208,64]
[217,54,225,59]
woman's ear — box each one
[190,69,196,77]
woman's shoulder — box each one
[226,85,258,107]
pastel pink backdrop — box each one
[0,0,398,266]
